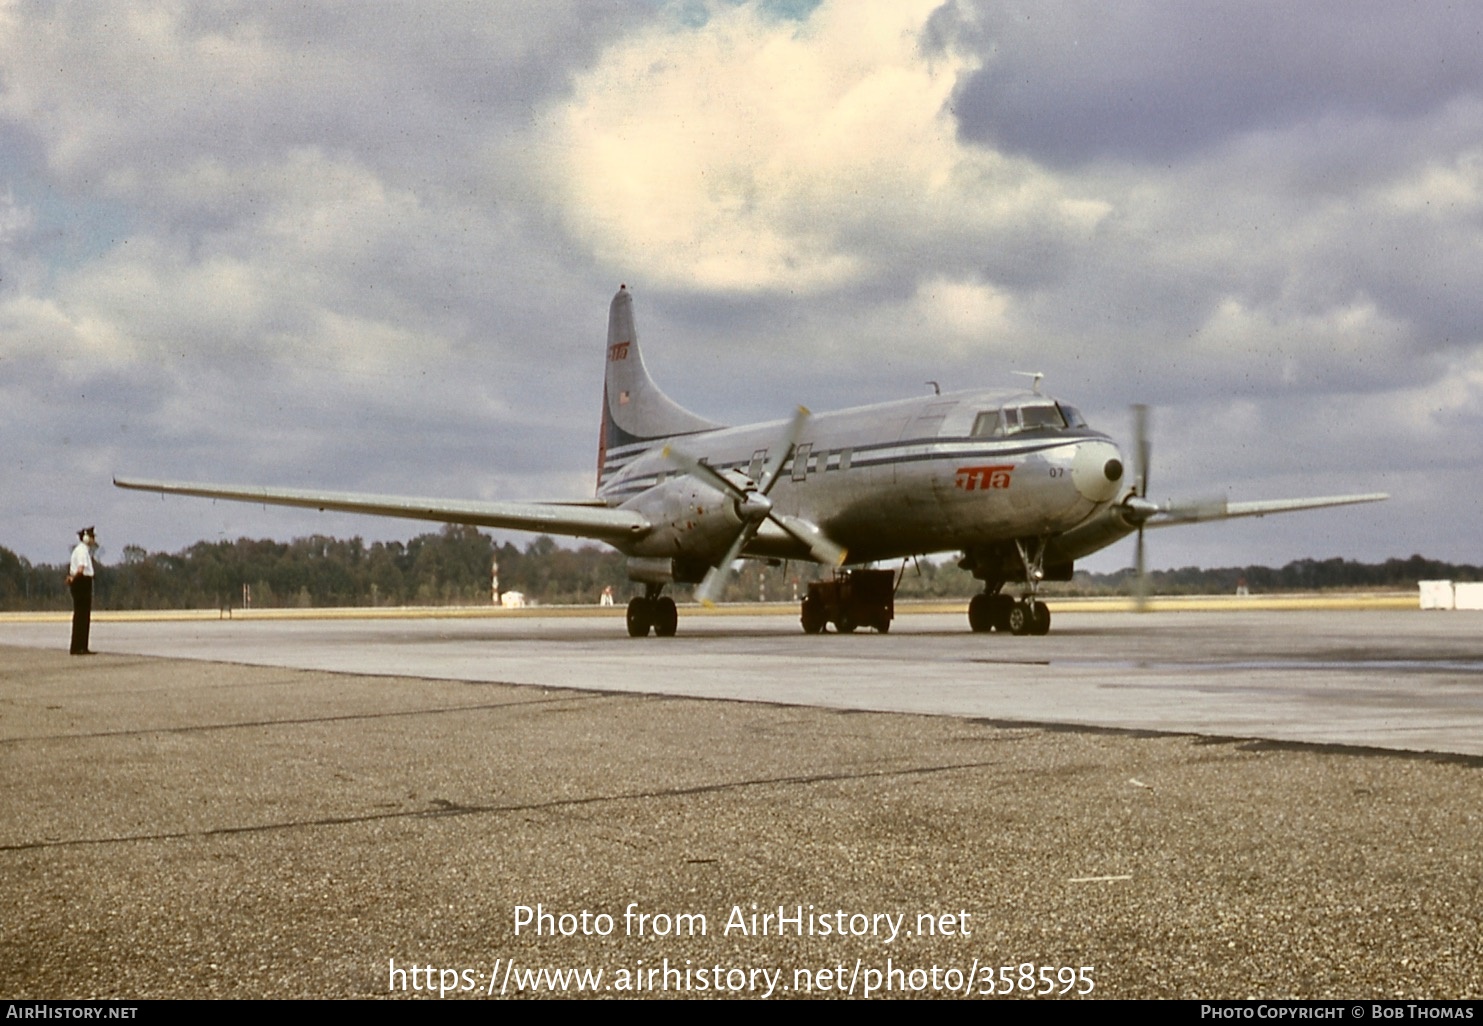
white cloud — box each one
[904,275,1013,351]
[1383,149,1483,217]
[1189,296,1413,392]
[548,0,1107,291]
[0,0,1479,570]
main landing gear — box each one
[626,585,678,637]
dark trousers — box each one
[70,576,92,654]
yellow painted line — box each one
[0,605,623,624]
[0,592,1423,624]
[1010,594,1418,613]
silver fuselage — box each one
[599,387,1130,568]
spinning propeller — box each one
[1122,405,1232,610]
[664,406,847,605]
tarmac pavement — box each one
[2,614,1481,1000]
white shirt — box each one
[70,541,95,578]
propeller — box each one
[664,406,846,604]
[1123,404,1190,610]
[1121,406,1235,609]
[1130,404,1152,611]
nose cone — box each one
[1071,440,1124,503]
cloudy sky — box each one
[3,0,1480,572]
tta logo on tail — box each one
[115,284,1387,639]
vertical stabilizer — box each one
[598,286,721,487]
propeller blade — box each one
[694,526,754,606]
[663,444,744,502]
[1129,404,1152,609]
[693,566,725,606]
[776,515,847,567]
[1133,525,1149,612]
[756,406,810,496]
[1132,403,1151,497]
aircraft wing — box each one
[113,477,651,544]
[1144,492,1389,527]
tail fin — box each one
[597,285,721,488]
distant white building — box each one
[1459,583,1483,610]
[500,590,527,609]
[1420,580,1453,609]
[1420,581,1483,610]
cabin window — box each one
[748,449,766,481]
[791,443,812,482]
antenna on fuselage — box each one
[1013,371,1045,395]
[926,381,940,396]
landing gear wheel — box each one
[801,596,826,634]
[1007,602,1033,636]
[988,594,1015,633]
[626,597,653,638]
[874,615,891,634]
[968,594,993,633]
[653,596,678,637]
[1030,600,1051,636]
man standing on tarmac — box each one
[66,526,98,655]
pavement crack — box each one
[0,691,618,745]
[0,759,1004,853]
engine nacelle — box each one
[625,556,712,585]
[1047,499,1141,564]
[620,473,749,564]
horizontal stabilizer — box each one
[113,477,651,542]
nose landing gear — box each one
[967,593,1050,635]
[1006,599,1051,636]
[964,537,1054,636]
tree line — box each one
[0,528,1475,612]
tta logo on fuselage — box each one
[608,341,632,361]
[955,464,1013,491]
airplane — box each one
[116,285,1387,637]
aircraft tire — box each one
[626,597,652,638]
[801,596,827,634]
[988,594,1015,632]
[653,597,678,637]
[1007,602,1032,636]
[967,594,993,633]
[1030,600,1051,636]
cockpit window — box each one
[975,402,1079,436]
[971,410,1002,437]
[1058,404,1087,428]
[1016,403,1067,432]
